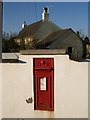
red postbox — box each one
[33,58,54,111]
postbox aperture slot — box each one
[40,77,47,91]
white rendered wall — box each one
[2,55,88,118]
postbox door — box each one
[33,58,54,111]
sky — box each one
[3,2,88,36]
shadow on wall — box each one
[2,59,27,63]
[70,56,90,62]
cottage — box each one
[15,7,61,47]
[15,7,86,60]
[36,28,86,59]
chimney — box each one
[42,7,49,21]
[77,31,80,36]
[22,21,27,29]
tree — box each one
[23,36,38,49]
[2,32,19,52]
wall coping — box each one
[20,49,66,55]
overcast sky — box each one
[3,2,88,36]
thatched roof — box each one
[36,28,84,48]
[16,20,62,40]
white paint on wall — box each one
[2,55,88,118]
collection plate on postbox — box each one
[33,58,54,111]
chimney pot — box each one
[22,21,27,29]
[77,31,80,36]
[42,7,49,21]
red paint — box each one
[33,58,54,111]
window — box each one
[67,47,72,54]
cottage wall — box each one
[86,44,90,54]
[49,30,85,58]
[1,55,88,118]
